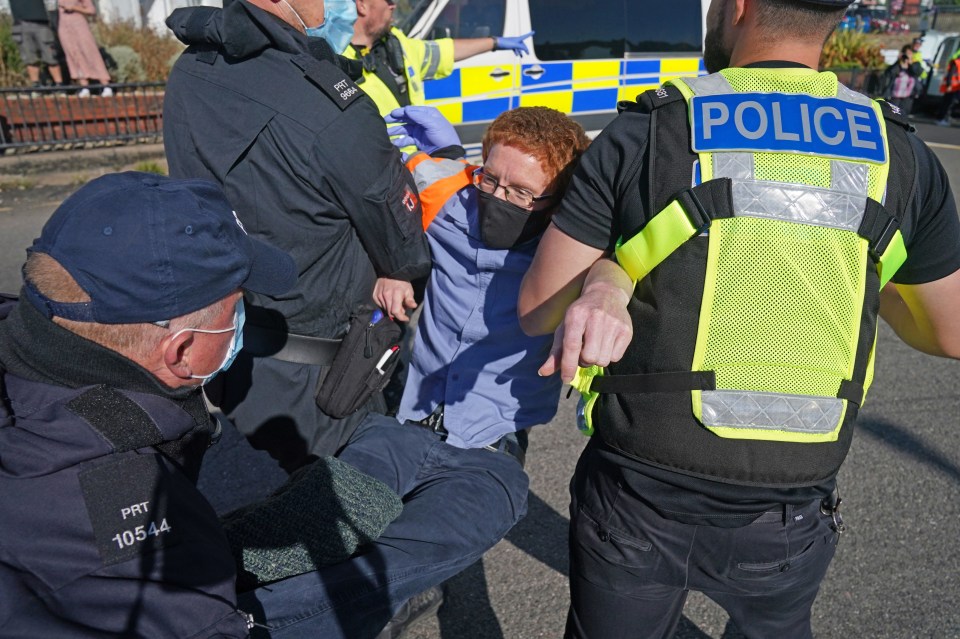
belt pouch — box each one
[314,306,402,418]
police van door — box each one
[401,0,524,145]
[521,0,706,136]
[925,35,960,103]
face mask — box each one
[296,0,357,54]
[477,191,552,250]
[171,299,246,384]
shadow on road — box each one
[859,416,960,484]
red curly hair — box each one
[481,107,591,196]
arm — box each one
[520,108,646,335]
[880,134,960,358]
[452,31,533,60]
[879,269,960,358]
[538,257,634,383]
[60,0,96,15]
[23,453,250,637]
[452,38,496,61]
[517,223,606,336]
[319,99,431,283]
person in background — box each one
[883,43,921,115]
[163,0,432,471]
[57,0,113,97]
[937,44,960,126]
[9,0,65,91]
[342,0,532,115]
[518,0,960,635]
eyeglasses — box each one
[471,167,553,209]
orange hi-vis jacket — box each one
[405,153,478,230]
[941,57,960,94]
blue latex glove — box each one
[494,31,534,56]
[385,106,461,158]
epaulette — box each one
[875,98,916,133]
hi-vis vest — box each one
[344,27,455,116]
[574,68,916,487]
[405,152,476,229]
[941,57,960,95]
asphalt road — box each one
[1,119,959,639]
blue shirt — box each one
[397,187,561,448]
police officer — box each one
[518,0,960,636]
[163,0,432,469]
[0,172,404,636]
[0,173,289,636]
[342,0,532,116]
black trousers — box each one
[565,443,840,639]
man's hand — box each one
[373,277,417,322]
[538,260,633,383]
[495,31,534,56]
[385,106,461,157]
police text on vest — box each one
[690,93,886,163]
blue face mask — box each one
[307,0,358,54]
[172,299,246,384]
[283,0,357,54]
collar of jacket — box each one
[0,292,200,402]
[167,1,362,79]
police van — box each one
[395,0,709,143]
[917,31,960,109]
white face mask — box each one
[171,300,245,383]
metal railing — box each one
[0,82,165,154]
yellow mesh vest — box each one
[608,69,897,445]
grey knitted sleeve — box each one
[220,456,403,590]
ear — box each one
[162,330,196,381]
[733,0,748,25]
[355,0,369,17]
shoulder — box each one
[576,106,651,188]
[293,56,366,112]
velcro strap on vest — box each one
[837,379,865,406]
[66,385,165,453]
[857,198,908,287]
[616,178,734,283]
[590,371,717,394]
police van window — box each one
[394,0,433,34]
[529,0,702,60]
[625,0,701,54]
[428,0,506,40]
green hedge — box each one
[0,13,28,86]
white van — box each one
[394,0,709,143]
[918,31,960,108]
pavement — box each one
[1,129,959,639]
[0,143,167,189]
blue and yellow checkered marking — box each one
[424,57,704,125]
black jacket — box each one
[163,2,431,338]
[0,299,249,637]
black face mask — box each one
[477,191,552,250]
